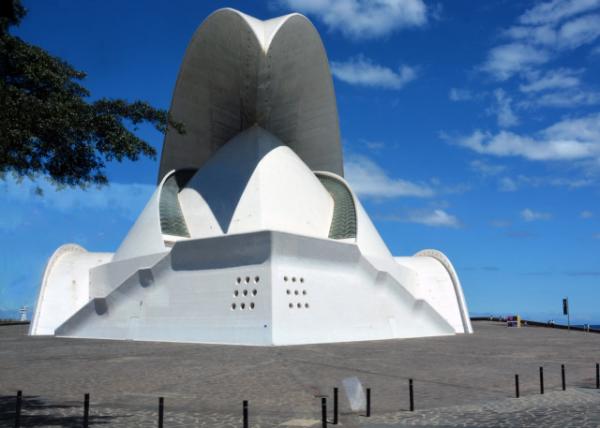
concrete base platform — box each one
[2,321,600,426]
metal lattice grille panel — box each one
[318,175,356,239]
[159,170,195,237]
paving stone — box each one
[1,322,600,427]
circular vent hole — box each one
[240,303,246,310]
[252,289,257,296]
[294,290,299,295]
[286,289,291,295]
[245,277,250,284]
[302,290,307,295]
[297,303,302,308]
[284,276,288,282]
[236,277,241,284]
[300,278,304,283]
[250,302,255,310]
[231,303,236,310]
[292,277,297,282]
[234,290,239,297]
[305,303,309,308]
[254,276,260,283]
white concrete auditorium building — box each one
[30,9,472,345]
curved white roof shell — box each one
[158,8,343,182]
[179,126,334,240]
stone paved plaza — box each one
[1,321,600,427]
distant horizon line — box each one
[1,309,598,327]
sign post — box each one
[563,298,570,330]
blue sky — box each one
[1,0,600,323]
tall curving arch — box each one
[158,8,343,182]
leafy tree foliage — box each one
[0,0,183,188]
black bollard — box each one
[515,375,520,398]
[321,397,327,428]
[561,364,566,391]
[14,390,22,428]
[243,400,249,428]
[366,388,371,417]
[83,393,90,428]
[596,363,599,389]
[539,367,544,395]
[409,379,414,412]
[158,397,164,428]
[333,388,338,425]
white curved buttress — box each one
[30,245,112,335]
[395,250,472,334]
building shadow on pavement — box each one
[0,395,124,427]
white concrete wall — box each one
[89,252,168,299]
[57,234,275,345]
[54,232,455,345]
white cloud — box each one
[543,112,600,140]
[426,178,471,195]
[557,13,600,48]
[482,2,600,81]
[506,14,600,50]
[499,177,519,191]
[0,177,154,221]
[407,209,461,228]
[517,68,600,108]
[361,139,386,150]
[580,210,594,218]
[523,89,600,107]
[491,219,511,228]
[504,24,558,46]
[451,112,600,162]
[344,155,433,198]
[497,174,593,190]
[539,176,593,187]
[469,159,506,176]
[519,0,600,25]
[331,56,417,89]
[521,208,552,221]
[482,43,550,80]
[457,129,597,160]
[491,89,519,127]
[449,88,474,101]
[279,0,428,39]
[383,209,461,228]
[519,68,582,92]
